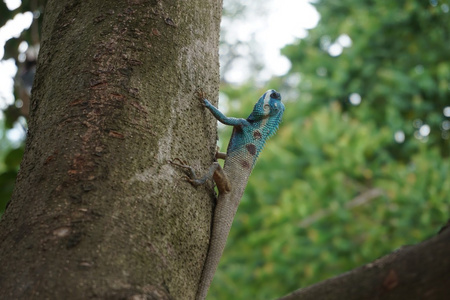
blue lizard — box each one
[170,89,284,300]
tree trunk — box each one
[0,0,222,299]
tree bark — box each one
[0,0,222,299]
[278,228,450,300]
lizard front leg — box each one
[195,89,250,127]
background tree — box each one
[0,0,223,298]
[208,0,449,299]
[0,0,46,213]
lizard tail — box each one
[196,195,238,300]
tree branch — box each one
[298,188,385,228]
[278,225,450,300]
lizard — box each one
[170,89,284,300]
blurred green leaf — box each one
[5,147,24,169]
[0,170,16,213]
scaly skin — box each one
[171,89,284,300]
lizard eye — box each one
[263,104,270,110]
[270,92,280,99]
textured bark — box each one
[0,0,222,299]
[278,228,450,300]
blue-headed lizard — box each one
[170,89,284,300]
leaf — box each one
[4,147,24,169]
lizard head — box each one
[226,89,284,163]
[247,89,285,136]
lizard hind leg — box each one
[169,158,231,193]
[169,158,199,183]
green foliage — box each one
[0,1,46,213]
[282,0,449,156]
[1,0,46,58]
[209,0,449,299]
[210,97,448,299]
[0,119,24,215]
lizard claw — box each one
[168,158,190,168]
[169,158,197,182]
[180,175,193,182]
[195,89,207,107]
